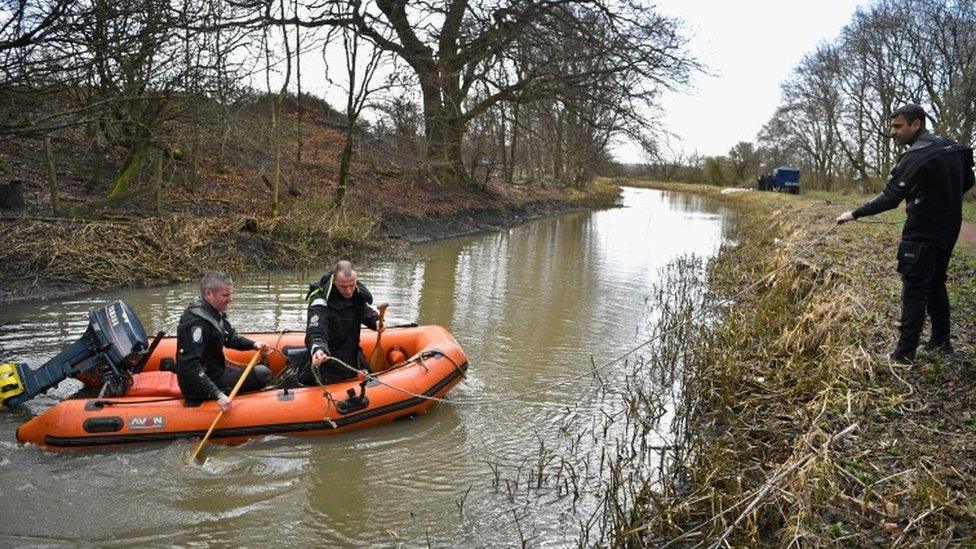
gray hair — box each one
[199,271,234,295]
[333,260,355,277]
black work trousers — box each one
[183,361,272,402]
[217,362,272,394]
[894,239,952,358]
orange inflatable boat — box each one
[17,325,468,451]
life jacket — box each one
[187,297,227,339]
[305,272,373,305]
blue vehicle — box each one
[772,166,800,194]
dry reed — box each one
[615,182,976,546]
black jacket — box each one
[176,297,256,399]
[853,131,975,246]
[304,272,380,369]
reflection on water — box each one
[0,187,728,545]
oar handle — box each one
[225,350,263,401]
[374,303,388,338]
[368,303,390,373]
[189,350,263,462]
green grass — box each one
[963,198,976,223]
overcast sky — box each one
[613,0,871,163]
[283,1,874,164]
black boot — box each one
[922,338,954,356]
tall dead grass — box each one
[0,209,376,292]
[611,184,976,546]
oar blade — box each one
[367,303,389,372]
[185,350,262,464]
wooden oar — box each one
[367,303,389,372]
[189,351,263,463]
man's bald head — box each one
[334,260,355,277]
[333,260,358,298]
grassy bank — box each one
[618,181,975,545]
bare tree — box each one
[641,140,684,182]
[261,0,296,217]
[2,0,254,208]
[373,94,423,162]
[455,7,686,188]
[0,0,74,68]
[836,2,921,179]
[757,0,975,191]
[226,0,697,186]
[904,0,976,143]
[324,13,388,207]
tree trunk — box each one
[184,136,200,190]
[291,18,304,198]
[495,104,507,185]
[86,122,106,192]
[88,149,103,192]
[507,104,519,185]
[106,141,145,200]
[420,82,469,186]
[427,116,468,185]
[154,151,163,214]
[334,132,354,208]
[270,95,281,217]
[44,137,60,215]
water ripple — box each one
[0,187,730,546]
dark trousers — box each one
[182,361,271,403]
[217,362,272,394]
[894,240,952,358]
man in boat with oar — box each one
[304,260,384,384]
[176,272,272,410]
[837,104,975,364]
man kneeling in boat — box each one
[176,272,272,410]
[304,260,383,384]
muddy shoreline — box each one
[0,195,612,306]
[378,198,594,243]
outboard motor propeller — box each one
[0,300,150,408]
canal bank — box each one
[620,181,976,545]
[0,187,729,546]
[0,181,619,304]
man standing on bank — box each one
[305,260,383,383]
[177,272,272,410]
[837,104,975,363]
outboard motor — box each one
[0,300,150,408]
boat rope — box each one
[317,383,340,429]
[272,330,287,353]
[319,223,842,408]
[325,350,462,405]
[855,217,905,225]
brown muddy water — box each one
[0,187,729,546]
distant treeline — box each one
[0,0,700,215]
[638,0,975,191]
